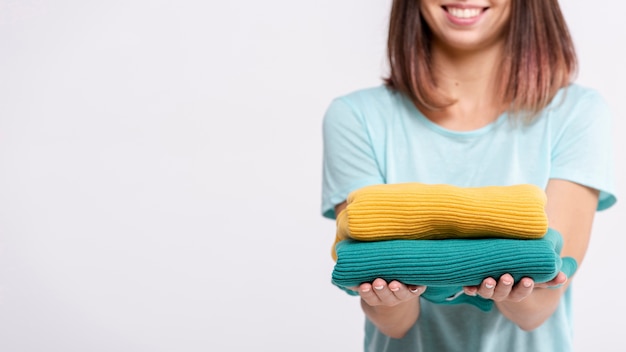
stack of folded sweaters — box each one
[330,183,577,311]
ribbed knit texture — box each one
[335,183,548,248]
[332,228,577,311]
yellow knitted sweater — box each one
[332,183,548,259]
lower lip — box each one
[445,9,486,26]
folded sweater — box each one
[335,182,548,244]
[331,228,577,311]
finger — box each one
[408,285,426,296]
[549,272,567,286]
[507,277,534,302]
[463,285,479,296]
[391,282,425,301]
[388,280,413,300]
[536,272,568,289]
[475,277,497,299]
[387,280,403,293]
[371,278,401,305]
[358,282,382,306]
[491,274,514,301]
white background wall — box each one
[0,1,622,351]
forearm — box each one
[495,285,567,331]
[361,296,421,339]
[495,180,598,330]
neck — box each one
[431,40,505,100]
[425,41,507,130]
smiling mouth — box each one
[443,6,488,19]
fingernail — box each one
[361,287,371,293]
[374,285,384,290]
[485,283,494,289]
[409,287,420,293]
[523,280,532,288]
[390,286,400,292]
[503,280,512,286]
[463,289,476,296]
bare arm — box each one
[466,179,598,330]
[336,179,597,333]
[335,201,425,339]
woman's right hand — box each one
[355,278,426,307]
[354,278,425,338]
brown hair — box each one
[384,0,577,119]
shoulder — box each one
[535,83,611,132]
[547,83,609,117]
[324,85,407,129]
[555,83,602,100]
[327,85,403,114]
[332,84,395,101]
[543,84,616,211]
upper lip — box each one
[442,4,488,9]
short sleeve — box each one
[550,89,617,211]
[321,97,384,219]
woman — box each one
[321,0,616,351]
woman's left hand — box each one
[463,272,568,302]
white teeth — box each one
[447,7,482,19]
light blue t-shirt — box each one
[321,84,616,352]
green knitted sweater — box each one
[331,228,577,311]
